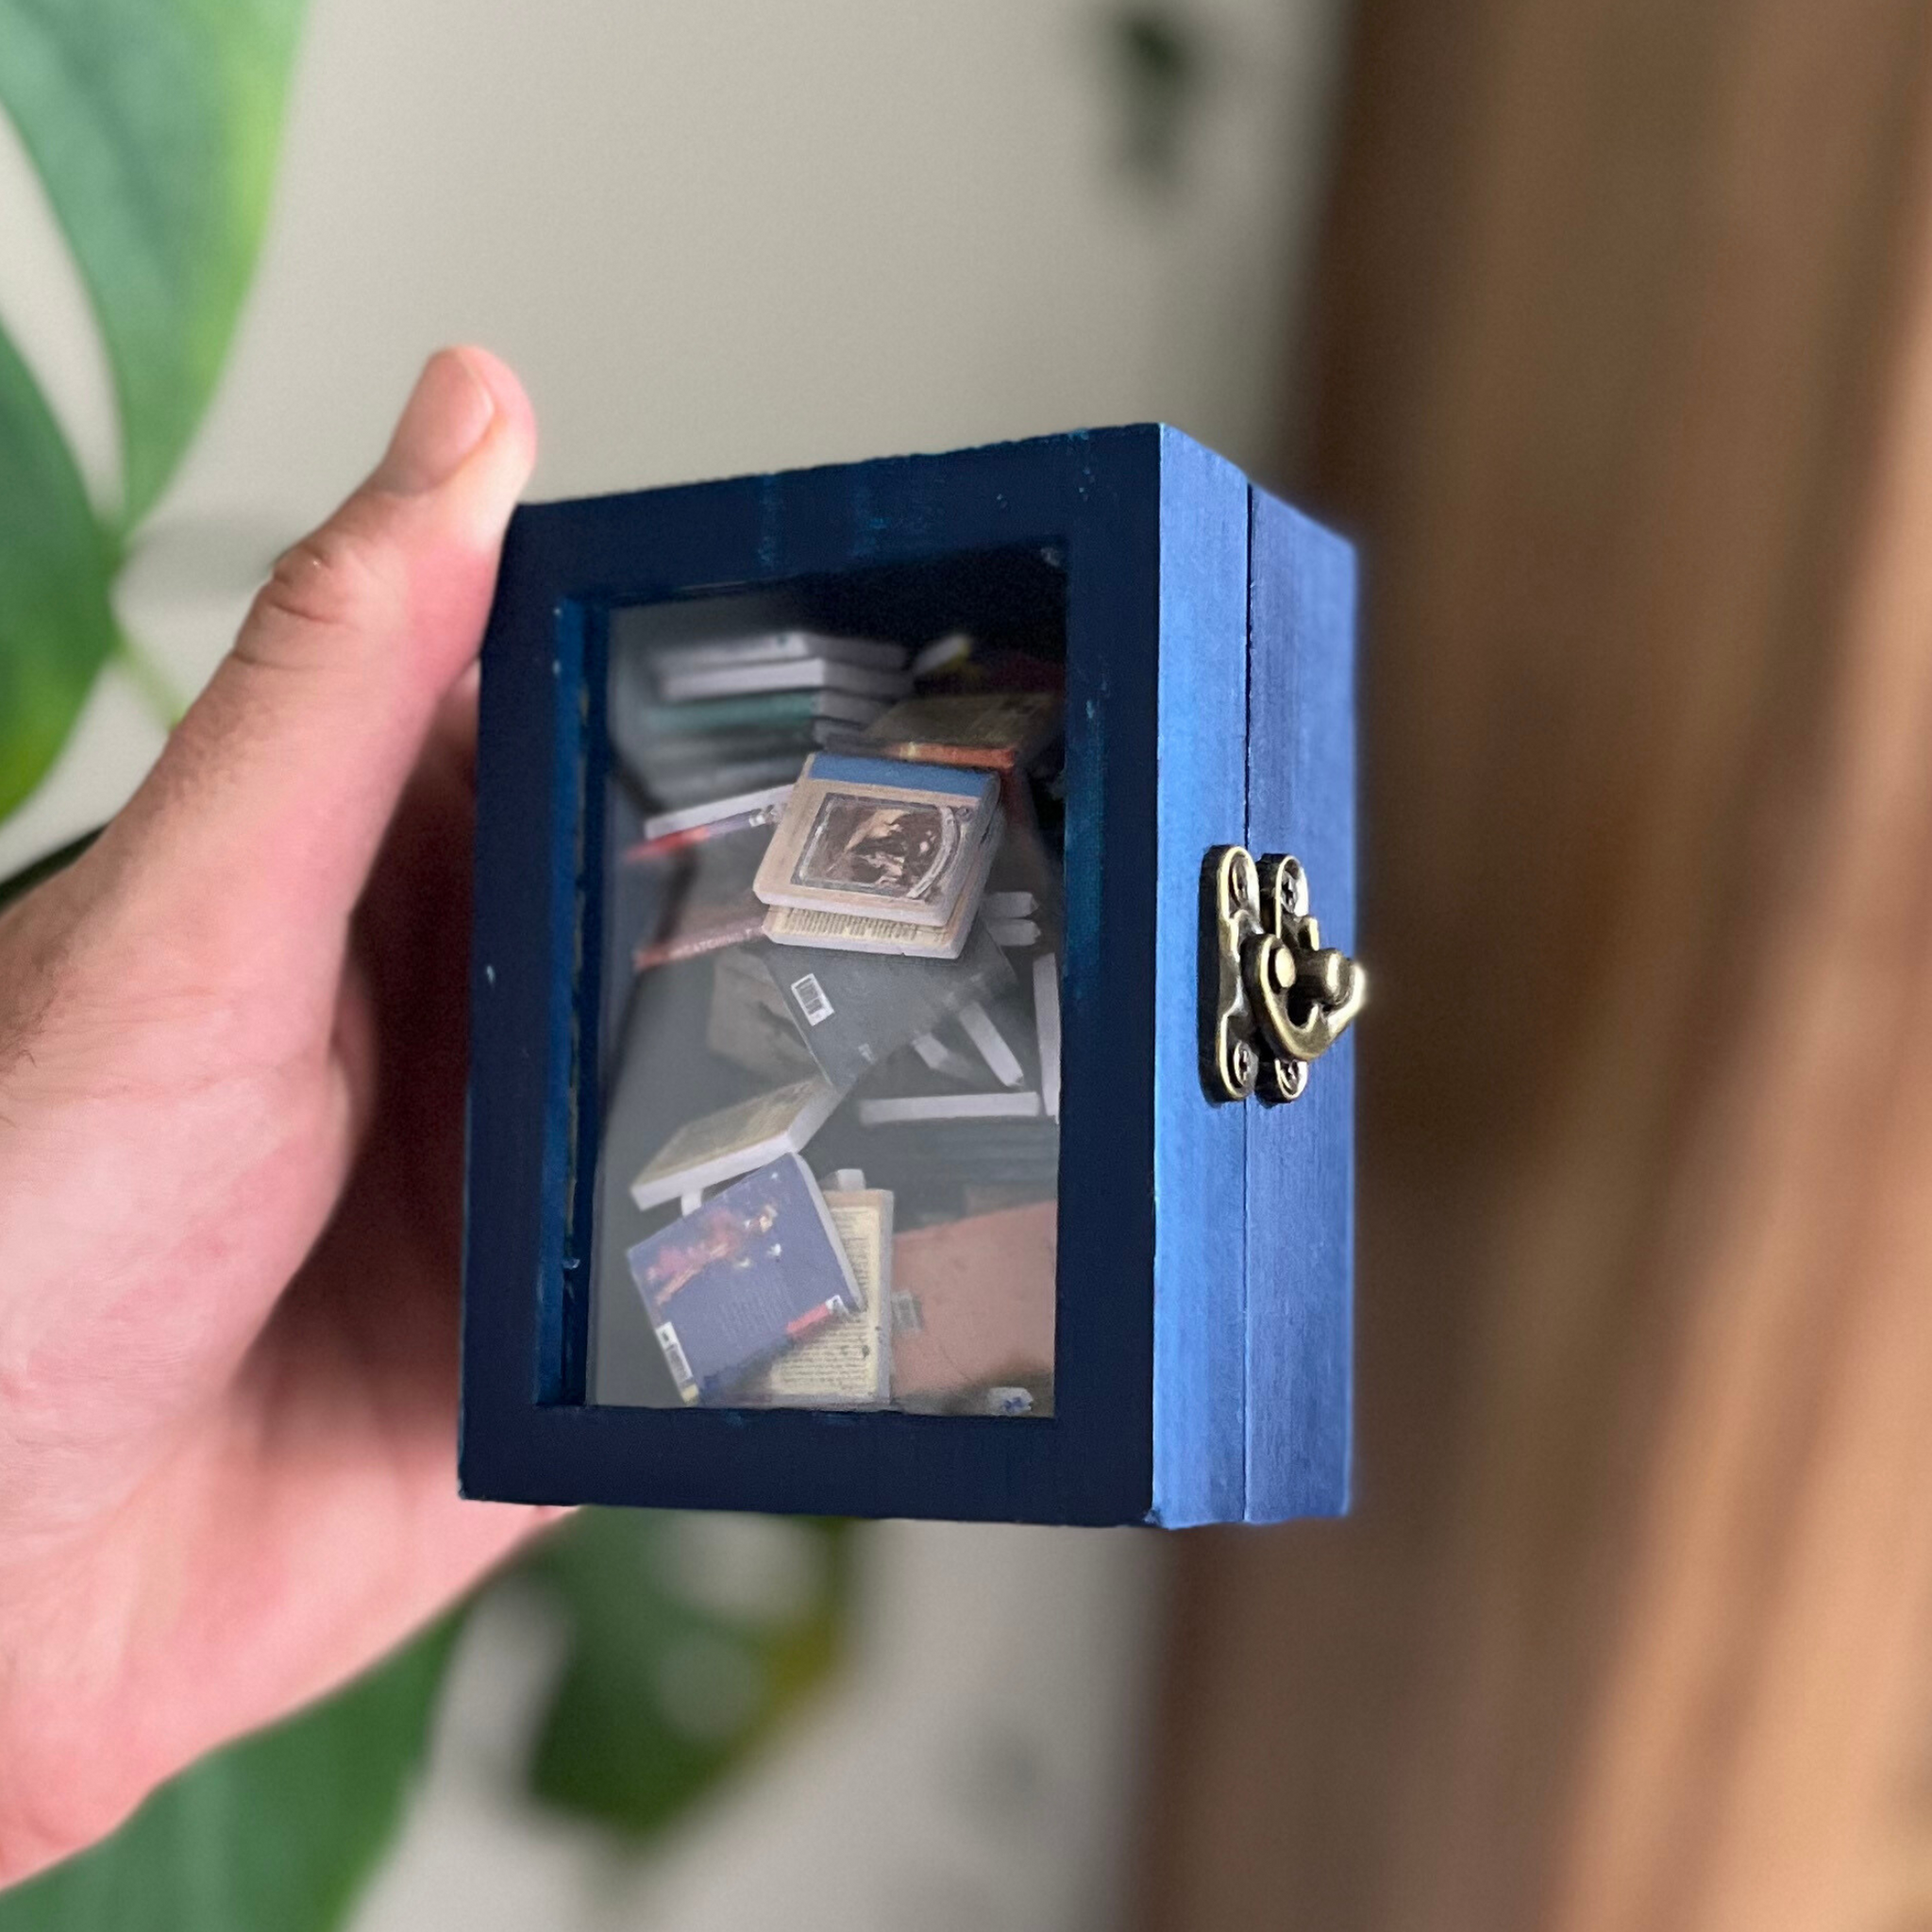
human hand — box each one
[0,348,550,1886]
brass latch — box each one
[1203,847,1367,1103]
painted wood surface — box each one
[1149,428,1251,1526]
[462,426,1354,1525]
[465,430,1165,1523]
[1243,488,1356,1521]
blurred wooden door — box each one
[1145,6,1932,1929]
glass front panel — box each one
[588,551,1066,1416]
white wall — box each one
[0,0,1345,877]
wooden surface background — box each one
[1146,5,1932,1927]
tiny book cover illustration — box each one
[626,1154,862,1403]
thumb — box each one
[105,346,535,966]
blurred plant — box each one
[1,1514,852,1928]
[0,0,311,818]
[0,5,852,1924]
[522,1511,851,1839]
[1101,3,1210,187]
[0,1621,461,1932]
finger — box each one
[101,347,535,989]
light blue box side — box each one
[1244,486,1357,1520]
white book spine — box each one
[912,1032,981,1081]
[1033,953,1062,1121]
[856,1092,1044,1125]
[640,782,794,842]
[659,659,913,703]
[957,1000,1026,1087]
[653,630,909,677]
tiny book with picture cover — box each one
[753,753,999,929]
[630,1077,845,1210]
[627,1155,863,1403]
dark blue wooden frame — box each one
[460,426,1355,1526]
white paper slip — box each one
[1033,952,1062,1121]
[983,891,1038,919]
[989,919,1041,949]
[640,782,794,842]
[912,1031,981,1081]
[910,630,973,677]
[957,1000,1026,1087]
[857,1091,1044,1125]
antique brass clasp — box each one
[1203,846,1367,1103]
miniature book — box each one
[857,1091,1044,1124]
[632,894,766,972]
[762,866,991,959]
[648,630,909,680]
[639,722,860,771]
[630,1077,845,1210]
[862,691,1061,771]
[635,688,888,736]
[744,1179,895,1407]
[763,812,1001,960]
[753,754,1000,930]
[642,752,811,808]
[910,1031,981,1082]
[610,632,875,806]
[756,921,1013,1088]
[631,783,794,854]
[1033,952,1062,1120]
[706,947,818,1082]
[956,999,1026,1087]
[627,1155,863,1403]
[657,657,912,704]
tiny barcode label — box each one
[654,1323,694,1390]
[890,1291,923,1334]
[790,972,833,1026]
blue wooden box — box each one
[460,426,1356,1526]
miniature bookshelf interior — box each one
[587,545,1067,1418]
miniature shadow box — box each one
[460,427,1361,1527]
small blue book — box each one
[627,1155,862,1403]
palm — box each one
[0,347,543,1888]
[226,694,543,1715]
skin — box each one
[0,348,559,1888]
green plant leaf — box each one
[0,320,120,821]
[522,1511,851,1838]
[0,1621,457,1932]
[0,0,307,526]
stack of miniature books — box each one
[753,753,1003,959]
[613,633,918,972]
[602,629,1067,1416]
[613,628,911,812]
